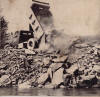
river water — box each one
[0,87,100,96]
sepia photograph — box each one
[0,0,100,96]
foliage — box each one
[0,16,8,48]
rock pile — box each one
[0,40,100,88]
[66,41,100,88]
[0,48,68,88]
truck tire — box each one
[27,38,35,50]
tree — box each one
[0,16,8,48]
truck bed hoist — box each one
[18,0,50,52]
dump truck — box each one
[18,0,50,51]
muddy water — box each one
[0,87,100,96]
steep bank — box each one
[0,37,100,88]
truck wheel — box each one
[27,38,35,50]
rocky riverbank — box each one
[0,39,100,88]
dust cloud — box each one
[50,0,100,36]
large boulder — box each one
[50,63,63,72]
[18,81,31,89]
[51,68,64,87]
[37,73,49,85]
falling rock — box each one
[38,73,49,84]
[52,68,64,86]
[66,64,78,74]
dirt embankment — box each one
[0,38,100,88]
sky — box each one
[51,0,100,36]
[0,0,32,32]
[0,0,100,36]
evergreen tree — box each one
[0,17,8,48]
